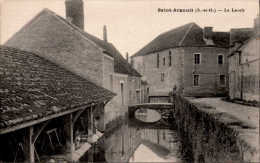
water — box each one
[80,111,184,163]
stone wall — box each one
[132,46,229,97]
[228,38,260,102]
[171,94,259,162]
[104,73,128,125]
[183,47,229,97]
[132,48,184,95]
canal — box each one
[79,109,187,162]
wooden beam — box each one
[29,127,34,163]
[73,109,85,124]
[0,104,92,135]
[24,126,34,163]
[32,121,50,144]
[69,113,74,160]
[88,106,94,136]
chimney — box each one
[126,52,129,63]
[203,26,213,40]
[103,25,107,42]
[65,0,84,30]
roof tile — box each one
[0,46,115,130]
[133,22,230,57]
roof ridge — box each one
[42,9,106,53]
[178,23,195,46]
[5,9,49,44]
[108,43,141,77]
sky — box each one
[1,0,259,57]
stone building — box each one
[228,16,260,102]
[131,23,230,98]
[5,0,141,126]
[0,46,115,162]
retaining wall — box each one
[171,94,259,163]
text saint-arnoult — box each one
[158,8,194,12]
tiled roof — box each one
[133,23,230,57]
[228,35,257,57]
[228,28,254,57]
[107,43,141,77]
[6,9,141,77]
[230,28,254,45]
[0,46,115,130]
[81,32,141,77]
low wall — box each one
[171,94,259,163]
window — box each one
[218,54,224,64]
[129,90,132,103]
[136,90,140,104]
[220,75,225,86]
[120,83,124,105]
[193,75,199,86]
[238,51,242,64]
[157,53,159,68]
[161,73,165,82]
[110,74,113,91]
[169,51,172,66]
[194,53,200,64]
[163,57,166,66]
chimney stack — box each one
[65,0,84,30]
[126,52,129,63]
[103,25,108,42]
[203,27,213,40]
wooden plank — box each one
[32,121,50,144]
[69,113,74,154]
[0,104,92,135]
[73,109,86,124]
[29,127,34,163]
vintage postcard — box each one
[0,0,259,162]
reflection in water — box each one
[129,128,182,162]
[135,108,162,123]
[80,115,183,163]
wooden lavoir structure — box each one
[0,46,115,162]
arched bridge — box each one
[128,103,174,128]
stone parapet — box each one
[171,94,259,162]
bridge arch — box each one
[128,103,174,127]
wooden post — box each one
[64,114,74,160]
[88,107,93,137]
[24,126,34,163]
[69,114,74,154]
[92,105,96,135]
